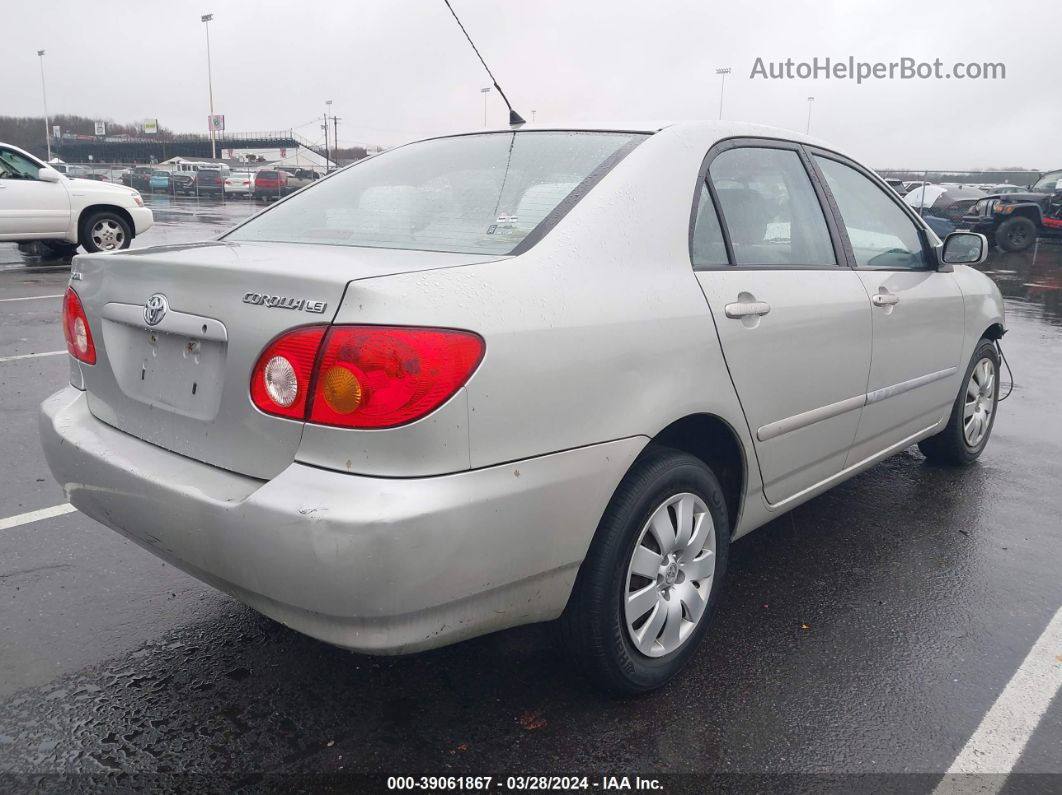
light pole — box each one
[480,86,491,127]
[715,67,731,120]
[37,49,51,162]
[531,110,536,123]
[806,96,815,134]
[201,13,216,159]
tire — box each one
[79,210,132,253]
[559,445,730,695]
[996,216,1036,252]
[918,338,1000,465]
[41,241,79,260]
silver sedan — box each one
[41,121,1005,693]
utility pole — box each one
[37,50,51,162]
[323,99,333,171]
[202,14,216,159]
[715,67,731,120]
[332,115,341,164]
[806,96,815,134]
[480,86,491,127]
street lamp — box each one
[201,13,216,159]
[531,110,537,123]
[806,96,815,134]
[480,86,491,128]
[37,49,51,162]
[715,67,731,120]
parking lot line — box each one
[0,503,76,532]
[0,350,66,363]
[934,606,1062,793]
[0,294,63,302]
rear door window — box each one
[707,147,835,267]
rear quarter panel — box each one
[324,126,760,499]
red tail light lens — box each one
[250,325,484,428]
[308,327,484,428]
[249,327,327,419]
[62,287,96,364]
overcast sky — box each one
[4,0,1058,168]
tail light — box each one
[62,287,96,364]
[249,326,484,428]
[249,327,327,420]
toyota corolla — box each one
[41,122,1005,693]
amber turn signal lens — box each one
[321,366,363,414]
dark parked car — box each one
[277,167,320,191]
[193,168,225,196]
[171,173,195,195]
[121,166,154,190]
[961,169,1062,252]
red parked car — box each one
[254,169,289,200]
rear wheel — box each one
[918,338,1000,465]
[996,216,1036,252]
[559,446,730,695]
[80,211,132,253]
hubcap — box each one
[963,357,996,448]
[624,493,716,658]
[91,219,125,251]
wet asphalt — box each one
[0,196,1059,791]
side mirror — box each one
[941,231,987,266]
[38,167,61,183]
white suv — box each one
[0,142,153,257]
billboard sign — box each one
[208,114,225,132]
[143,119,159,135]
[94,121,106,136]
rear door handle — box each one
[871,293,900,307]
[725,300,771,319]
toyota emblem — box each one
[144,294,169,326]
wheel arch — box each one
[982,322,1006,341]
[1007,204,1043,224]
[77,204,136,245]
[647,413,747,536]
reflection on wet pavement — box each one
[977,240,1062,326]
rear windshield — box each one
[225,131,645,255]
[256,171,279,179]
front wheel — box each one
[918,338,1000,465]
[996,216,1036,253]
[559,446,730,695]
[80,211,132,253]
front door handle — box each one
[725,300,771,319]
[871,293,900,307]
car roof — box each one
[464,119,825,145]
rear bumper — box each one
[129,206,153,235]
[40,386,643,654]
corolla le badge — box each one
[242,293,327,314]
[144,294,169,326]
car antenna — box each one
[442,0,526,127]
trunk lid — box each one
[74,240,500,479]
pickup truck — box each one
[1,142,153,257]
[961,169,1062,252]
